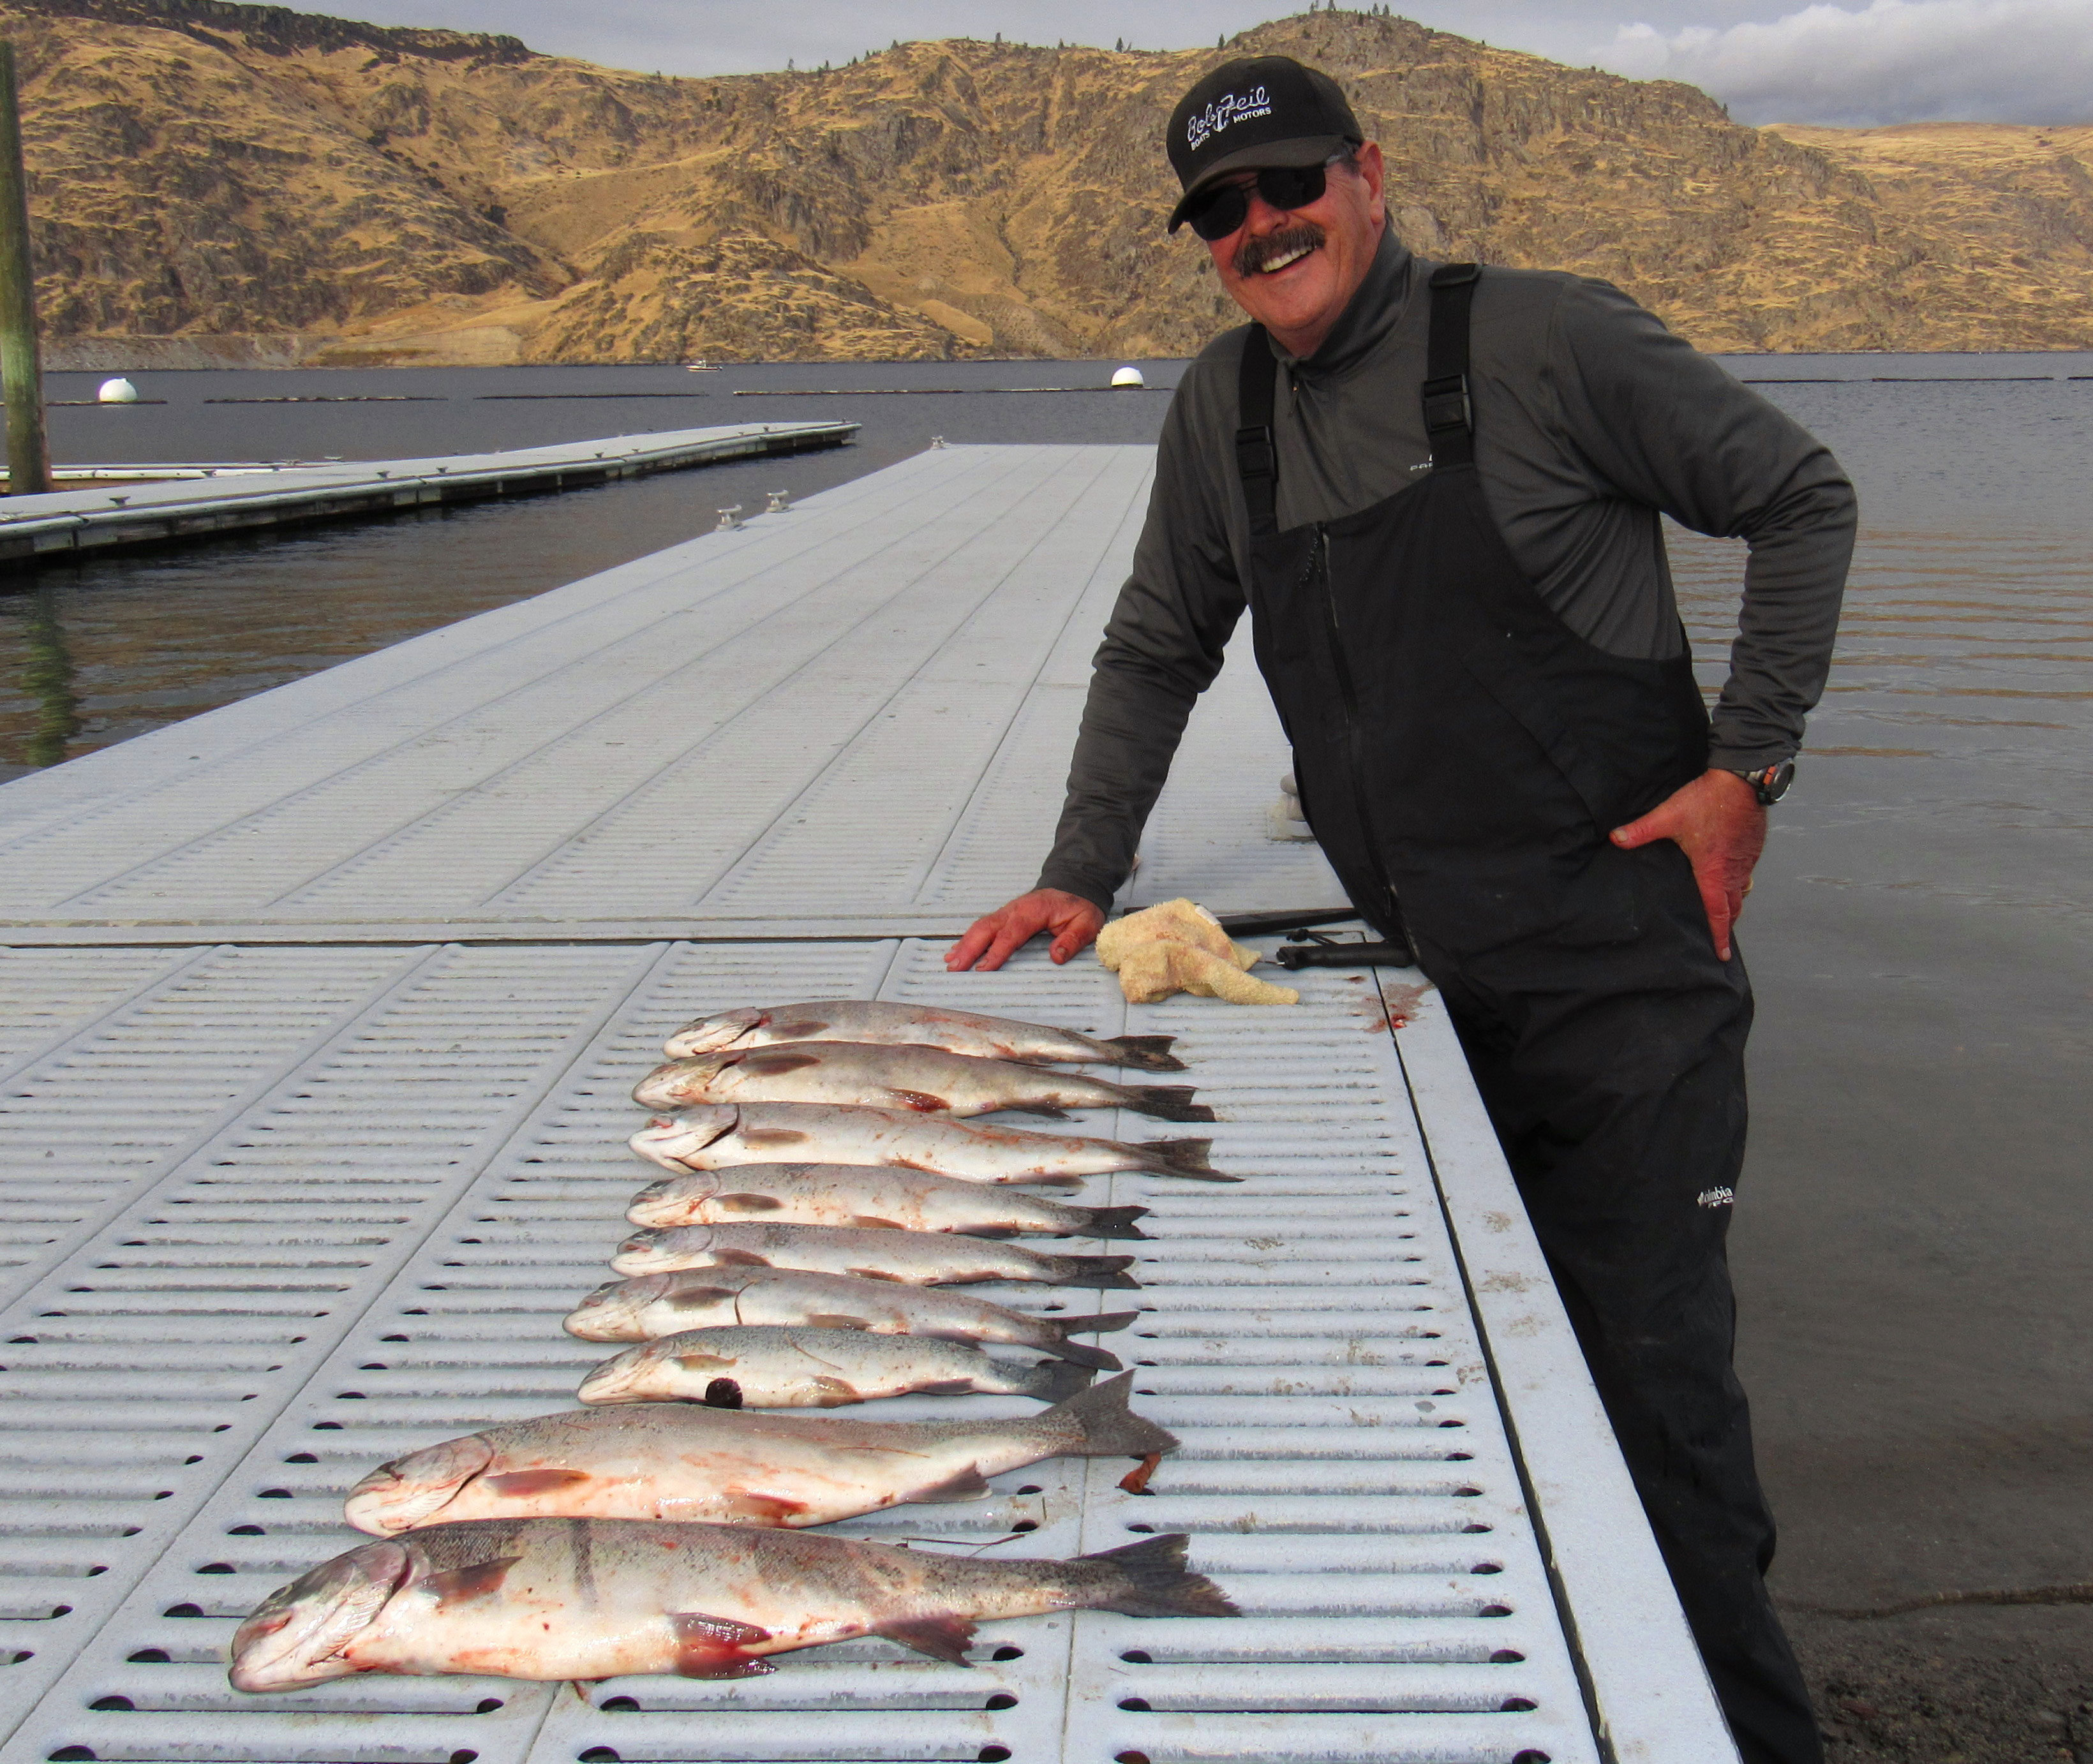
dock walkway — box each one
[0,445,1737,1764]
[0,420,855,565]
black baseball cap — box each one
[1166,56,1364,233]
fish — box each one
[229,1516,1236,1689]
[665,999,1186,1071]
[609,1220,1139,1289]
[575,1325,1096,1408]
[632,1042,1214,1123]
[631,1102,1232,1183]
[566,1267,1135,1369]
[341,1370,1176,1536]
[627,1162,1152,1240]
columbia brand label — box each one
[1186,86,1273,151]
[1696,1187,1735,1209]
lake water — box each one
[5,352,2092,1708]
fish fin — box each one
[1042,1254,1141,1289]
[875,1615,977,1665]
[845,1215,908,1230]
[1076,1206,1152,1241]
[912,1465,994,1502]
[1080,1534,1239,1619]
[703,1378,744,1409]
[999,1103,1071,1119]
[1045,1370,1181,1458]
[1028,1360,1100,1403]
[1084,1310,1139,1336]
[918,1377,983,1396]
[1122,1086,1216,1124]
[481,1468,591,1497]
[1103,1034,1186,1072]
[667,1286,740,1308]
[1039,1335,1122,1372]
[1138,1138,1240,1182]
[670,1612,775,1677]
[717,1193,784,1212]
[889,1089,951,1113]
[712,1249,772,1266]
[806,1313,874,1331]
[951,1225,1021,1240]
[842,1268,909,1284]
[810,1376,862,1406]
[424,1555,523,1610]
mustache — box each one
[1233,221,1325,278]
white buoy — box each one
[97,376,140,403]
[1110,365,1145,388]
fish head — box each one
[627,1169,715,1227]
[664,1008,767,1059]
[228,1538,411,1691]
[563,1276,660,1340]
[629,1107,738,1171]
[343,1434,495,1535]
[575,1342,665,1404]
[609,1227,672,1275]
[632,1055,736,1111]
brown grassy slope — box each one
[10,0,2092,360]
[1766,123,2093,350]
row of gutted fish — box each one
[232,998,1238,1693]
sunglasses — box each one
[1180,154,1348,242]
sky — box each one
[327,0,2093,127]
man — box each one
[948,54,1852,1764]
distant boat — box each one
[684,359,723,371]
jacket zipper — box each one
[1311,524,1404,932]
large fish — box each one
[633,1042,1214,1122]
[230,1517,1236,1689]
[343,1370,1174,1535]
[565,1266,1135,1368]
[631,1102,1230,1183]
[575,1325,1095,1408]
[666,999,1186,1071]
[628,1162,1152,1240]
[610,1220,1138,1289]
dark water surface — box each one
[6,352,2092,1707]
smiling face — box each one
[1205,142,1387,360]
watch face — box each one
[1759,762,1796,803]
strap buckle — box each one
[1421,374,1471,435]
[1235,423,1276,484]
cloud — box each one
[1597,0,2093,125]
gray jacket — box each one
[1037,228,1856,910]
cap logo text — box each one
[1186,86,1273,151]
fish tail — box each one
[1078,1533,1239,1618]
[1024,1359,1099,1403]
[1102,1034,1186,1072]
[1041,1253,1141,1289]
[1046,1370,1181,1458]
[1136,1138,1240,1181]
[1075,1204,1152,1240]
[1034,1312,1128,1371]
[1118,1085,1216,1123]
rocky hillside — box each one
[8,0,2092,362]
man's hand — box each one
[1611,769,1767,961]
[946,889,1106,973]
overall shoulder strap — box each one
[1234,325,1279,534]
[1423,262,1480,470]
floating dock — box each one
[0,445,1737,1764]
[0,421,855,566]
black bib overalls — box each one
[1233,265,1821,1764]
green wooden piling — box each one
[0,41,50,496]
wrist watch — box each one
[1725,760,1796,805]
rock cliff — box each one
[9,0,2091,362]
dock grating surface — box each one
[0,447,1734,1763]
